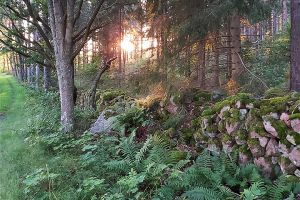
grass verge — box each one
[0,73,51,200]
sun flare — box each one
[121,40,134,52]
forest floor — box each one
[0,73,50,199]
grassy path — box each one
[0,73,50,199]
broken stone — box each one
[295,169,300,178]
[278,142,290,157]
[259,137,269,148]
[289,147,300,167]
[246,103,254,109]
[218,106,230,119]
[265,139,280,157]
[250,130,260,139]
[291,118,300,134]
[280,113,291,127]
[272,157,278,164]
[279,161,298,175]
[249,144,265,157]
[235,135,247,145]
[208,143,221,154]
[286,134,297,145]
[236,101,241,109]
[267,112,280,120]
[263,120,278,138]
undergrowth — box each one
[2,77,300,199]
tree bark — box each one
[43,65,51,90]
[290,0,300,92]
[89,57,117,109]
[283,0,288,30]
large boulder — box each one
[263,120,278,138]
[90,109,116,134]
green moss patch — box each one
[265,88,285,98]
[236,130,248,141]
[171,151,188,162]
[289,113,300,120]
[213,100,230,113]
[267,117,287,140]
[287,131,300,145]
[201,109,215,117]
[222,134,232,143]
[289,100,300,115]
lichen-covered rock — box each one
[265,139,280,157]
[291,118,300,134]
[248,139,265,157]
[289,147,300,167]
[263,120,278,138]
[208,142,221,154]
[266,112,280,120]
[280,113,291,127]
[250,130,260,139]
[279,156,297,175]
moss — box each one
[289,100,300,115]
[285,176,299,183]
[265,88,285,98]
[280,138,292,149]
[267,117,287,140]
[249,108,261,118]
[207,139,222,148]
[196,130,209,141]
[213,100,230,113]
[206,125,218,133]
[166,128,178,137]
[287,131,300,145]
[190,139,196,147]
[227,93,254,105]
[223,110,231,118]
[191,119,199,127]
[280,156,292,165]
[260,106,277,117]
[269,96,288,112]
[236,130,248,140]
[201,109,215,117]
[193,108,201,118]
[218,121,226,133]
[222,134,232,143]
[238,145,252,160]
[289,113,300,120]
[247,138,260,147]
[194,91,213,101]
[171,151,188,162]
[230,108,241,122]
[102,90,125,101]
[253,123,267,137]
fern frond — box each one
[135,136,152,164]
[182,187,220,200]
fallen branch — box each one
[236,52,269,90]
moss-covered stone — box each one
[195,129,209,142]
[206,125,218,134]
[226,93,254,106]
[265,88,285,98]
[236,130,248,141]
[228,108,241,123]
[171,151,188,162]
[280,138,292,149]
[238,144,252,160]
[269,96,288,112]
[213,100,230,113]
[201,109,215,117]
[280,156,292,165]
[285,175,299,183]
[218,120,226,133]
[222,134,232,143]
[223,110,231,118]
[266,117,287,140]
[289,113,300,120]
[287,131,300,145]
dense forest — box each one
[1,0,300,199]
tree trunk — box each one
[36,65,39,88]
[226,20,232,81]
[231,13,241,78]
[118,8,122,74]
[89,57,117,108]
[12,52,17,77]
[290,0,300,92]
[44,66,51,90]
[214,32,220,87]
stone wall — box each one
[193,89,300,179]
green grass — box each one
[0,73,51,199]
[0,73,14,114]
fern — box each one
[182,187,221,200]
